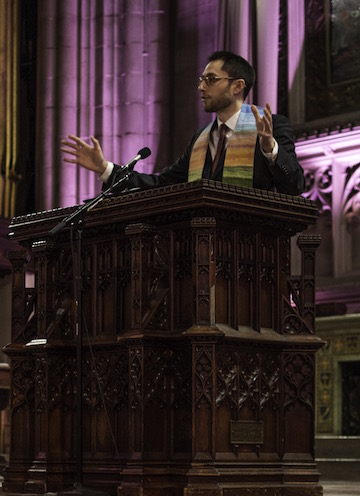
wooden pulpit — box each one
[3,180,323,496]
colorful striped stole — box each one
[188,103,263,186]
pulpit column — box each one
[297,234,322,329]
[125,223,155,332]
[7,249,31,342]
[2,249,34,492]
[191,217,216,327]
[184,329,223,496]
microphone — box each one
[49,148,151,236]
[115,147,151,176]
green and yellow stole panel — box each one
[188,103,263,186]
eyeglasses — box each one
[198,75,239,86]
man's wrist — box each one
[98,161,113,182]
[261,139,278,163]
[260,137,275,154]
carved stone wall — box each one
[296,127,360,314]
[295,124,360,479]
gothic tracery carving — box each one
[343,162,360,231]
[303,165,332,214]
[284,353,314,410]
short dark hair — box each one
[208,51,255,100]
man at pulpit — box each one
[61,51,305,196]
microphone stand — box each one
[49,167,133,236]
[47,171,132,496]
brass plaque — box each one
[229,420,264,445]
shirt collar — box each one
[216,108,242,132]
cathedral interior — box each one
[0,0,359,494]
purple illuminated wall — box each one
[35,0,283,211]
[36,0,219,210]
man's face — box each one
[198,59,235,113]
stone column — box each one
[255,0,280,110]
[36,0,172,211]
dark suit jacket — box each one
[106,113,305,196]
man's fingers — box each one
[91,136,101,151]
[63,157,79,164]
[263,109,272,124]
[60,141,78,151]
[60,146,77,156]
[265,103,272,114]
[251,104,261,122]
[67,134,88,147]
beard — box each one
[201,91,233,113]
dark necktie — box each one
[211,123,227,178]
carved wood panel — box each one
[4,182,322,494]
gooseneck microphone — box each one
[137,146,151,159]
[117,147,151,175]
